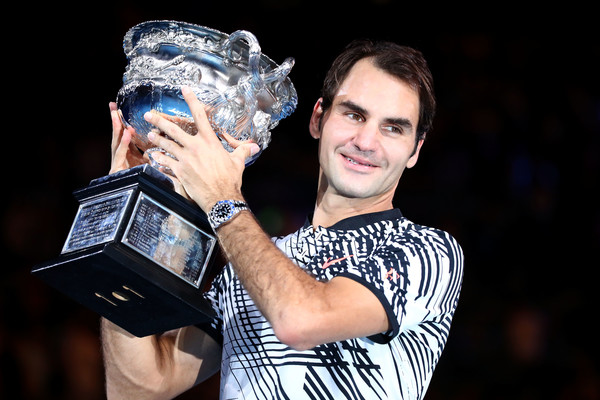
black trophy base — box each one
[33,243,215,337]
[32,165,218,337]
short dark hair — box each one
[320,39,436,142]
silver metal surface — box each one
[116,20,297,165]
[122,193,217,288]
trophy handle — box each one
[223,30,262,85]
[219,31,294,144]
[262,57,295,83]
[220,31,264,142]
[222,30,294,90]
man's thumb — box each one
[234,142,261,163]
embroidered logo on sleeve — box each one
[385,267,401,282]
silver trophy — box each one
[117,20,297,166]
[32,21,297,337]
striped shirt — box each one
[202,209,463,399]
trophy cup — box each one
[32,20,297,337]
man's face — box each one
[310,58,423,204]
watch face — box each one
[209,200,247,229]
[213,201,234,223]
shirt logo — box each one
[321,255,354,269]
[385,267,401,282]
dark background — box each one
[3,2,599,399]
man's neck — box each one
[311,191,394,229]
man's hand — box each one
[108,102,192,199]
[109,102,145,174]
[143,86,260,212]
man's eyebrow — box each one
[338,100,414,130]
[384,116,414,131]
[338,100,369,116]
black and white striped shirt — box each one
[202,209,463,399]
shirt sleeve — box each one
[313,223,463,344]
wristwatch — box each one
[208,200,249,230]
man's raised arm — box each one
[101,319,220,399]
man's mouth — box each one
[343,155,376,168]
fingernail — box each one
[250,143,260,156]
[148,131,155,141]
[144,111,152,121]
[181,86,191,95]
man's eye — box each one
[382,125,403,135]
[347,112,364,122]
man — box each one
[103,39,463,400]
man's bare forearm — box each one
[102,318,170,399]
[101,319,219,399]
[215,211,326,348]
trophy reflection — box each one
[32,21,297,337]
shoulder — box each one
[391,218,464,291]
[368,217,464,289]
[397,219,463,256]
[349,213,462,258]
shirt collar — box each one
[303,209,403,232]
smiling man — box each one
[102,39,464,400]
[310,57,424,226]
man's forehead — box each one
[332,60,420,126]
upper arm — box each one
[275,276,389,350]
[323,276,391,338]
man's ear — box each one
[407,138,425,169]
[309,98,324,139]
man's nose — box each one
[352,122,379,151]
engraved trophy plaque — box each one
[32,21,297,337]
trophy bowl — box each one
[116,20,298,165]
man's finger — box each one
[148,150,177,175]
[144,110,189,149]
[147,129,181,159]
[181,86,217,141]
[110,128,132,174]
[218,130,252,149]
[110,102,123,155]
